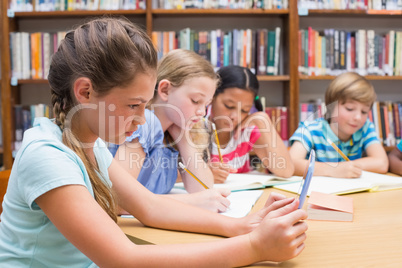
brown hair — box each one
[48,17,157,222]
[325,72,376,118]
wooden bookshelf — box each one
[13,10,146,17]
[305,9,402,16]
[0,1,299,168]
[151,9,289,15]
[1,2,401,168]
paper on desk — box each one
[221,190,263,218]
[169,188,263,218]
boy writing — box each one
[290,72,389,178]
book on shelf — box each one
[369,101,402,147]
[152,27,281,74]
[13,104,51,152]
[298,27,402,76]
[9,0,145,12]
[274,171,402,196]
[151,0,288,9]
[265,106,288,142]
[9,31,67,81]
[174,171,302,192]
[307,191,354,222]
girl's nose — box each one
[196,107,205,117]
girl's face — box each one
[164,77,216,130]
[330,99,370,141]
[86,72,156,145]
[211,87,255,132]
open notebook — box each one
[274,171,402,196]
[174,171,302,192]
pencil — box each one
[327,138,350,161]
[211,123,223,163]
[178,162,209,189]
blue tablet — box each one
[298,149,316,209]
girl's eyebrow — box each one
[127,97,148,103]
[191,91,206,97]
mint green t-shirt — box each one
[0,118,113,267]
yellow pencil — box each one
[178,162,209,189]
[327,138,350,161]
[211,123,223,163]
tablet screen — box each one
[297,150,316,209]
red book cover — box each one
[308,27,315,75]
[385,33,389,68]
[393,103,400,139]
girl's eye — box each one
[345,107,353,112]
[129,104,140,109]
[362,110,368,115]
[191,99,199,104]
[241,110,250,114]
[224,104,235,109]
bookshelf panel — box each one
[152,9,289,15]
[14,10,146,18]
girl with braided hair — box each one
[0,18,307,267]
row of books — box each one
[10,31,66,81]
[8,0,145,12]
[298,0,402,10]
[14,104,51,152]
[300,100,326,122]
[152,0,288,9]
[370,101,402,147]
[298,28,402,77]
[299,100,402,147]
[265,106,288,142]
[152,28,281,75]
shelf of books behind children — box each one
[10,27,286,83]
[299,100,402,147]
[8,0,146,13]
[297,27,402,78]
[152,27,284,77]
[9,31,66,83]
[13,104,51,155]
[152,0,289,9]
[298,0,402,12]
[265,106,289,144]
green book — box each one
[266,31,276,75]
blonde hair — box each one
[48,18,157,222]
[152,49,218,150]
[156,49,218,89]
[325,72,376,118]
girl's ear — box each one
[157,79,171,102]
[73,77,93,104]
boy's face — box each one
[330,99,370,141]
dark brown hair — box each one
[48,17,158,222]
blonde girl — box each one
[112,49,231,212]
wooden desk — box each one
[119,188,402,267]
